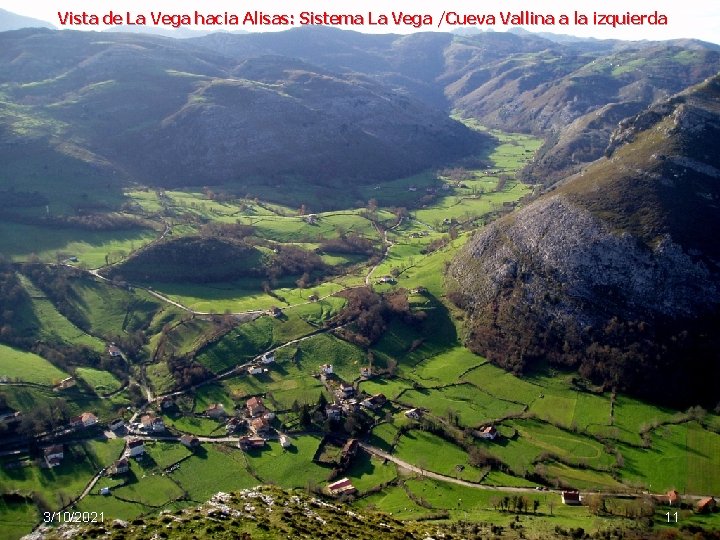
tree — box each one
[533,499,540,514]
[317,392,328,410]
[299,404,312,427]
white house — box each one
[261,353,275,364]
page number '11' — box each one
[666,511,678,522]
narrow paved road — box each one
[359,442,544,494]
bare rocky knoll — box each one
[448,75,720,407]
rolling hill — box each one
[0,28,487,201]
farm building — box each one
[327,478,357,496]
[561,491,581,505]
[53,377,76,391]
[477,425,498,440]
[238,436,266,451]
[360,393,386,410]
[405,408,423,420]
[180,434,201,449]
[697,497,717,513]
[43,445,64,468]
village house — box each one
[326,404,342,420]
[327,477,357,497]
[561,491,581,505]
[697,497,717,513]
[341,399,359,414]
[246,396,266,417]
[127,438,145,457]
[107,345,122,357]
[140,414,164,432]
[108,418,125,432]
[81,412,98,427]
[43,445,64,468]
[476,425,498,440]
[405,408,423,420]
[360,366,372,379]
[360,393,386,411]
[268,306,283,318]
[206,403,227,419]
[71,412,98,429]
[250,417,271,437]
[225,417,244,433]
[261,352,275,364]
[247,365,263,375]
[305,214,318,224]
[666,490,680,506]
[338,383,355,398]
[152,417,165,432]
[238,436,266,451]
[180,434,201,450]
[262,411,276,421]
[111,457,130,475]
[376,276,395,284]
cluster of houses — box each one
[246,352,275,376]
[237,396,289,451]
[320,364,389,420]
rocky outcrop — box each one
[448,76,720,406]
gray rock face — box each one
[450,196,718,329]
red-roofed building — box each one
[697,497,717,513]
[327,477,357,496]
[246,396,265,417]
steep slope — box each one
[448,75,720,407]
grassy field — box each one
[0,444,103,510]
[0,344,67,385]
[396,384,525,427]
[75,367,123,395]
[245,435,330,488]
[394,430,483,482]
[345,452,398,493]
[0,220,157,269]
[66,277,162,338]
[0,497,40,540]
